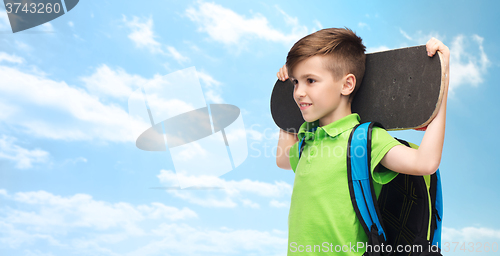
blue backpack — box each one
[298,122,443,256]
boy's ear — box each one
[341,74,356,96]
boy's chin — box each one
[301,115,318,123]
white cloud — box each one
[60,156,87,166]
[442,226,500,242]
[143,93,198,122]
[224,127,247,143]
[40,22,54,32]
[123,16,189,64]
[196,69,224,103]
[269,199,289,208]
[68,21,74,27]
[166,46,190,64]
[241,199,260,209]
[0,135,49,169]
[204,89,224,104]
[0,190,197,247]
[313,20,323,31]
[157,170,292,208]
[170,141,208,162]
[14,40,32,52]
[0,52,24,64]
[123,15,163,54]
[169,190,238,208]
[246,124,281,142]
[23,249,55,256]
[0,221,63,249]
[196,70,221,88]
[399,28,413,41]
[274,5,301,28]
[0,60,225,144]
[246,128,265,141]
[134,223,287,255]
[399,29,445,45]
[81,64,147,99]
[358,22,370,30]
[0,63,140,142]
[0,189,287,255]
[449,34,490,91]
[186,1,308,47]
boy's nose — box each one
[294,85,306,99]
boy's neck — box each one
[318,103,352,127]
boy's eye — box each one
[307,78,315,83]
[291,79,298,85]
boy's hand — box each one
[415,38,450,131]
[426,37,450,89]
[277,65,289,81]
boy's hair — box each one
[286,27,366,101]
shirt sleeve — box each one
[370,127,403,185]
[289,141,299,173]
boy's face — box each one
[290,55,346,126]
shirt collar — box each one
[297,113,361,141]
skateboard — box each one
[270,45,446,133]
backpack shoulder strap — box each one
[431,169,443,247]
[347,122,387,244]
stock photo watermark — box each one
[3,0,79,33]
[247,123,381,159]
[128,66,248,189]
[289,241,499,254]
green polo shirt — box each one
[287,113,402,255]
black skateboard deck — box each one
[270,45,445,133]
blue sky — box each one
[0,0,499,255]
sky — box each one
[0,0,499,255]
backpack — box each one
[298,122,443,256]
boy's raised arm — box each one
[381,38,450,176]
[276,129,299,170]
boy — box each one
[275,28,449,255]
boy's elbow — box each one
[276,158,291,170]
[422,166,438,176]
[418,161,440,176]
[276,144,292,170]
[276,158,282,168]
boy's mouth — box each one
[299,102,312,110]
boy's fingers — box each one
[425,38,450,83]
[426,38,444,57]
[426,39,438,56]
[277,66,288,81]
[282,65,288,80]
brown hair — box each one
[286,27,366,101]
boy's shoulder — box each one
[369,126,402,156]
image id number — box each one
[5,2,61,14]
[442,242,498,253]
